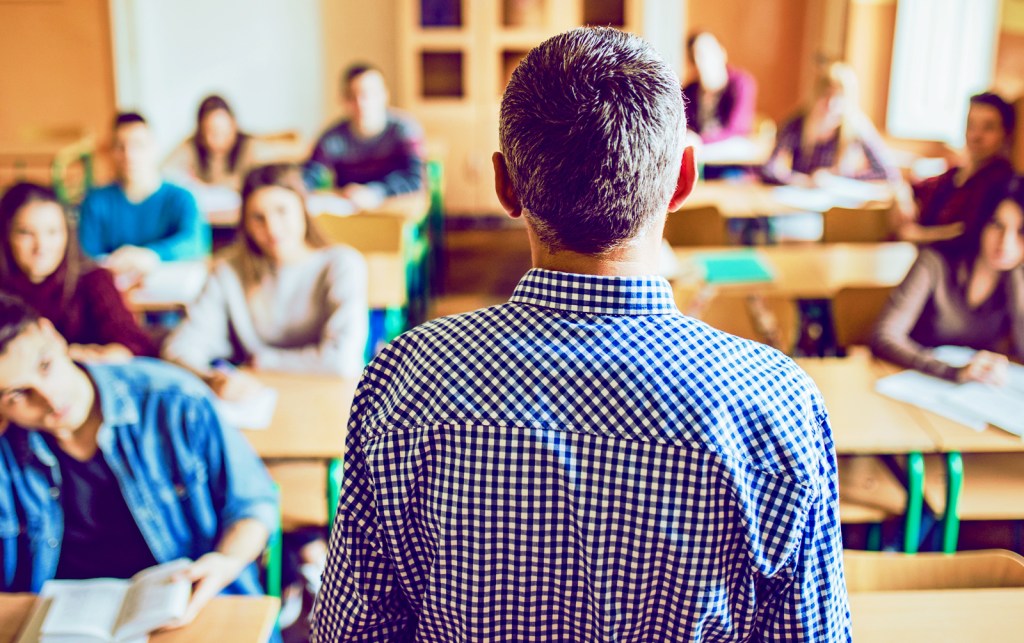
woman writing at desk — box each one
[162,163,368,399]
[0,182,156,361]
[871,179,1024,383]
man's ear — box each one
[492,152,523,219]
[667,146,697,212]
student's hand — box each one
[68,343,134,364]
[338,183,385,210]
[163,552,250,629]
[956,350,1009,387]
[788,171,815,188]
[105,246,160,278]
[205,370,263,401]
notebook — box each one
[692,251,774,285]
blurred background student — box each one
[872,178,1024,383]
[305,63,424,209]
[78,112,211,282]
[683,32,757,145]
[762,61,897,187]
[0,182,157,361]
[163,94,256,191]
[162,163,368,401]
[897,92,1017,243]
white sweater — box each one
[163,245,368,377]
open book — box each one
[17,559,192,643]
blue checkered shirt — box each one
[312,269,851,642]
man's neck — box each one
[120,173,161,203]
[527,219,663,277]
[52,370,103,461]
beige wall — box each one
[319,0,399,127]
[0,0,115,142]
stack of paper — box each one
[875,346,1024,437]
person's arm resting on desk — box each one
[141,188,210,261]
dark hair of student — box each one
[0,292,40,355]
[113,112,147,131]
[969,92,1016,138]
[192,95,250,180]
[936,176,1024,277]
[341,62,381,93]
[232,164,329,289]
[0,182,88,308]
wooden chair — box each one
[822,205,893,243]
[681,289,799,355]
[924,453,1024,522]
[663,205,728,247]
[844,549,1024,592]
[266,461,329,532]
[250,130,308,165]
[838,455,908,550]
[831,286,894,351]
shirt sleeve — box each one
[705,69,757,144]
[77,191,108,259]
[162,269,236,376]
[757,412,852,642]
[363,117,426,198]
[83,269,158,357]
[304,132,336,189]
[253,249,369,376]
[851,120,899,182]
[870,251,959,380]
[310,386,415,642]
[139,187,211,261]
[192,393,280,536]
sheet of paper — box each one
[190,184,241,214]
[132,261,208,306]
[40,580,130,639]
[216,386,279,430]
[875,370,988,431]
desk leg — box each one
[328,458,344,531]
[904,453,925,554]
[265,482,283,599]
[942,452,964,553]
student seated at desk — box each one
[762,62,897,187]
[0,182,156,360]
[162,163,368,399]
[163,95,256,191]
[79,112,211,282]
[896,92,1016,243]
[0,294,278,628]
[305,63,425,209]
[682,32,757,146]
[871,178,1024,382]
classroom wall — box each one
[0,0,116,143]
[110,0,326,159]
[686,0,814,124]
[845,0,897,131]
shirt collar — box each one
[81,363,139,451]
[509,268,678,316]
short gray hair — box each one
[499,27,685,254]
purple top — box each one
[761,113,898,184]
[683,66,758,144]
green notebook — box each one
[693,251,774,284]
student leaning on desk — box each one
[0,294,278,629]
[0,182,156,361]
[871,177,1024,383]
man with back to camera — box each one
[312,27,850,642]
[305,63,425,210]
[78,112,210,281]
[0,293,277,628]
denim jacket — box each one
[0,358,279,594]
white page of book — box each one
[875,370,988,431]
[114,562,192,640]
[40,580,130,639]
[215,386,279,430]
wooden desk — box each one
[686,179,893,220]
[242,371,356,460]
[849,588,1024,642]
[672,242,918,299]
[0,593,279,643]
[795,352,935,455]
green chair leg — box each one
[942,452,964,553]
[328,458,344,531]
[904,452,925,553]
[265,483,283,599]
[866,523,883,551]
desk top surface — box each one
[686,180,893,219]
[796,351,937,455]
[849,588,1024,642]
[241,370,357,459]
[673,242,918,299]
[0,594,279,643]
